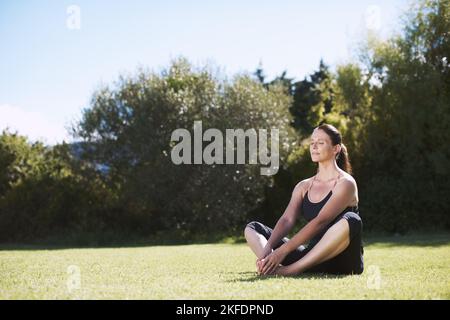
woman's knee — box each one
[342,212,362,239]
[245,220,258,231]
[244,221,272,240]
[244,221,258,237]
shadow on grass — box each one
[362,233,450,248]
[226,271,354,283]
[0,232,246,251]
[0,232,448,251]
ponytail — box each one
[336,143,352,174]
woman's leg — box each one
[288,219,350,274]
[245,221,307,265]
[244,225,271,259]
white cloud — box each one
[0,104,71,145]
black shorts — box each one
[246,212,364,275]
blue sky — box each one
[0,0,408,144]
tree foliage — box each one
[72,58,297,235]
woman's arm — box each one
[263,181,306,253]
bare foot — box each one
[256,259,264,274]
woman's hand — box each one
[256,263,294,277]
[273,264,294,276]
[259,247,289,275]
[255,244,273,274]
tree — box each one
[0,130,117,242]
[355,0,450,232]
[72,58,297,235]
[290,59,334,136]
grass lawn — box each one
[0,233,449,299]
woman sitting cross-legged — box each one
[244,123,364,276]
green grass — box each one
[0,233,449,299]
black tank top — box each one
[301,174,359,242]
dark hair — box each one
[316,123,352,174]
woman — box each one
[244,123,363,276]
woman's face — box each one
[309,129,339,162]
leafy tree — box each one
[290,59,334,136]
[73,58,297,235]
[0,130,118,242]
[355,0,450,231]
